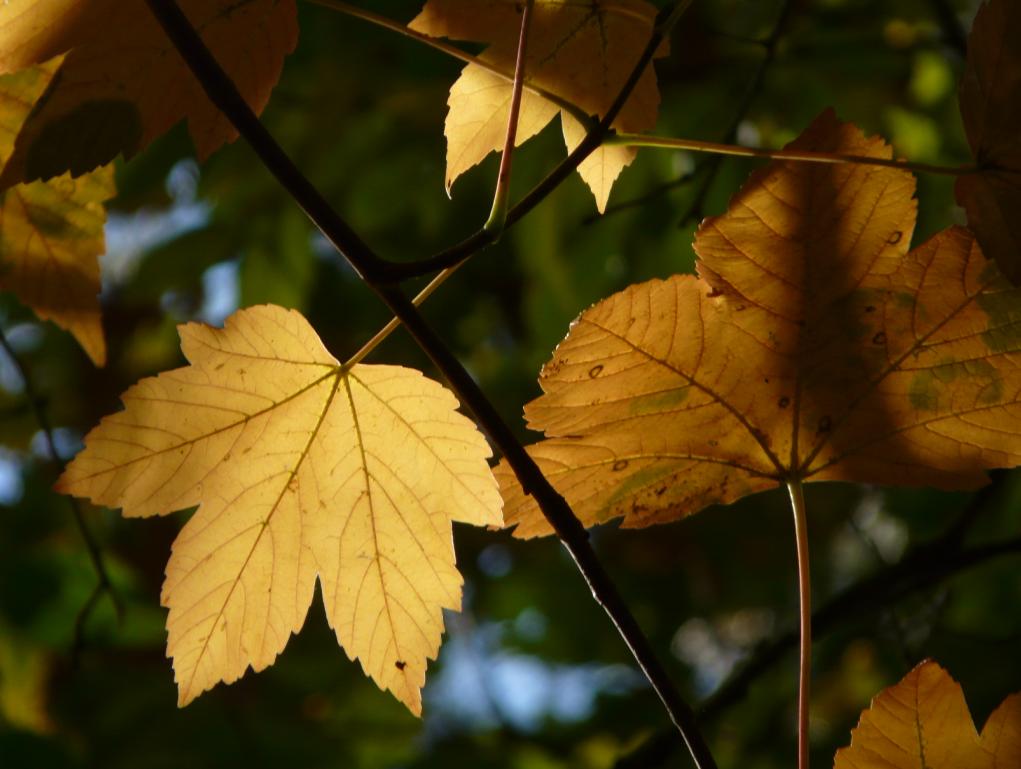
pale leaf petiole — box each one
[787,477,812,769]
[610,132,978,177]
[483,0,534,238]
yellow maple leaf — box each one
[498,111,1021,537]
[410,0,664,212]
[0,59,113,366]
[834,660,1021,769]
[956,0,1021,284]
[0,0,297,187]
[56,305,503,713]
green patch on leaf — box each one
[909,358,1004,412]
[628,387,690,416]
[978,288,1021,354]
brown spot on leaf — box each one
[887,231,903,245]
[395,660,407,671]
[589,364,604,378]
[612,459,629,471]
[779,396,790,409]
[873,332,887,345]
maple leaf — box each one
[834,660,1021,769]
[498,111,1021,537]
[956,0,1021,284]
[410,0,664,212]
[0,58,114,366]
[56,305,503,713]
[0,0,297,188]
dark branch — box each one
[385,3,684,279]
[614,476,1017,769]
[925,0,968,56]
[142,2,715,766]
[0,326,123,659]
[598,0,795,224]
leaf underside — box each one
[834,660,1021,769]
[0,59,113,365]
[956,0,1021,283]
[410,0,664,211]
[0,0,298,188]
[58,305,503,713]
[499,110,1021,537]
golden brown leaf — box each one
[57,305,502,713]
[834,660,1021,769]
[0,0,297,187]
[410,0,663,211]
[956,0,1021,283]
[499,111,1021,537]
[0,59,113,365]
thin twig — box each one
[306,0,589,125]
[386,0,697,280]
[0,326,123,656]
[347,0,534,364]
[597,0,795,224]
[614,486,1021,769]
[925,0,968,56]
[703,539,1021,719]
[143,2,715,765]
[847,494,915,667]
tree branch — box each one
[385,1,694,280]
[306,0,590,126]
[142,2,715,765]
[613,475,1017,769]
[343,0,536,366]
[0,326,122,659]
[597,0,795,224]
[925,0,968,56]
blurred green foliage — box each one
[2,1,1018,768]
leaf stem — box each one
[343,266,456,369]
[143,2,716,765]
[597,0,795,223]
[0,326,123,653]
[609,132,977,177]
[305,0,590,126]
[617,478,1018,769]
[787,478,811,769]
[385,0,695,281]
[343,0,537,366]
[483,0,534,237]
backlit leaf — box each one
[0,0,298,188]
[833,660,1021,769]
[957,0,1021,283]
[410,0,664,212]
[0,59,113,366]
[499,111,1021,537]
[57,305,503,713]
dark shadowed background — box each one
[2,1,1018,767]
